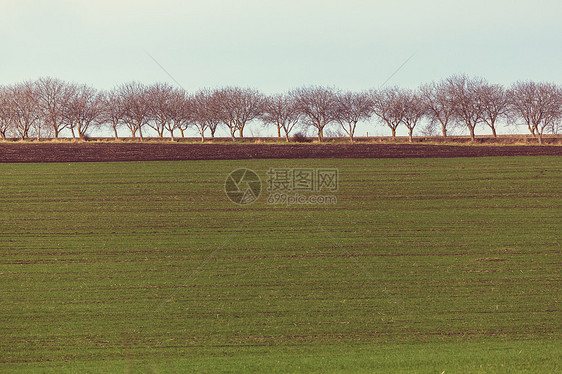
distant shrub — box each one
[82,134,91,142]
[292,132,311,143]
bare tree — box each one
[10,82,42,139]
[4,75,562,143]
[508,81,562,144]
[419,80,456,137]
[447,75,486,141]
[189,91,208,140]
[101,90,125,140]
[334,91,372,142]
[35,77,74,138]
[191,89,223,141]
[508,82,537,137]
[370,87,404,138]
[63,83,80,138]
[65,84,105,139]
[479,83,508,137]
[261,94,301,141]
[291,86,339,141]
[399,89,426,142]
[548,86,562,134]
[167,88,193,141]
[215,87,265,140]
[0,86,16,139]
[119,82,150,140]
[146,82,175,138]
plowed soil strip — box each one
[1,143,561,163]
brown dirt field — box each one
[0,142,561,163]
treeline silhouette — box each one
[0,75,560,143]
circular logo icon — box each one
[224,168,262,205]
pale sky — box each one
[1,0,561,93]
[1,0,561,137]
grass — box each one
[0,157,561,372]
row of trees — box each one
[1,76,561,143]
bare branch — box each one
[118,82,151,140]
[334,91,372,142]
[261,94,301,141]
[290,86,339,142]
[419,80,456,137]
[446,75,487,141]
[35,77,74,139]
[399,89,426,142]
[214,87,265,141]
[508,81,562,143]
[370,87,404,138]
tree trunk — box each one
[138,126,144,141]
[469,126,475,141]
[348,124,355,143]
[70,127,76,139]
[348,127,355,143]
[113,126,119,140]
[491,126,497,137]
[170,129,174,141]
[391,127,396,138]
[317,127,323,142]
[180,128,185,138]
[239,125,244,138]
[53,127,59,139]
[200,132,205,142]
[408,128,413,142]
[537,132,543,144]
[441,125,447,137]
[277,126,281,138]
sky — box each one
[0,0,561,136]
[1,0,561,92]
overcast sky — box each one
[1,0,561,94]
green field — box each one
[1,157,561,373]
